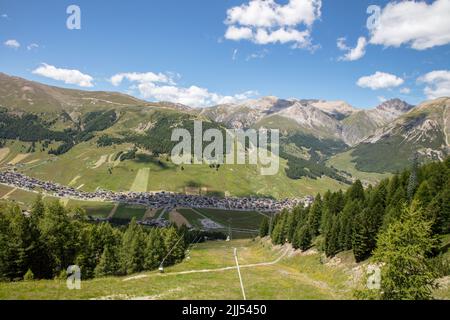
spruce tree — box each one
[366,203,438,300]
[94,245,120,277]
[120,218,146,274]
[307,194,322,237]
[258,217,269,238]
[144,228,166,270]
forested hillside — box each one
[0,196,220,281]
[262,157,450,299]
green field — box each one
[9,139,349,199]
[176,208,266,238]
[66,199,116,218]
[113,204,147,220]
[327,150,392,185]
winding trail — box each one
[123,248,289,282]
[107,203,120,219]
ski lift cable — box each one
[159,233,185,269]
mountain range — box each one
[0,72,448,196]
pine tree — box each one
[346,180,365,202]
[307,194,322,237]
[352,210,372,262]
[94,245,120,277]
[120,218,146,274]
[258,217,269,238]
[294,225,312,251]
[144,228,166,270]
[407,153,419,200]
[414,181,433,206]
[163,227,185,266]
[325,215,340,257]
[365,203,438,300]
[39,200,79,276]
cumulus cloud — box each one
[224,0,321,48]
[110,71,257,107]
[225,26,254,41]
[4,39,20,49]
[418,70,450,99]
[357,71,404,90]
[369,0,450,50]
[138,83,257,107]
[110,72,174,86]
[32,63,94,87]
[337,37,367,61]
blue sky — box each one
[1,0,449,108]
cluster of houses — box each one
[0,171,313,214]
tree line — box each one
[260,157,450,299]
[0,196,188,281]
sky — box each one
[0,0,449,108]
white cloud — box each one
[110,72,174,86]
[224,0,321,48]
[418,70,450,99]
[1,14,8,19]
[369,0,450,50]
[357,72,404,90]
[111,71,257,107]
[27,43,39,51]
[337,37,367,61]
[32,63,94,87]
[400,87,411,94]
[378,96,387,103]
[4,39,20,49]
[138,83,257,107]
[225,26,253,41]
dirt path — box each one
[107,203,120,219]
[68,175,81,186]
[0,148,10,164]
[1,187,17,199]
[123,248,289,282]
[92,155,108,169]
[8,153,31,165]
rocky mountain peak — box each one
[376,99,414,113]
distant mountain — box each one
[0,72,447,194]
[0,72,194,115]
[201,96,415,146]
[350,98,449,172]
[341,99,415,145]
